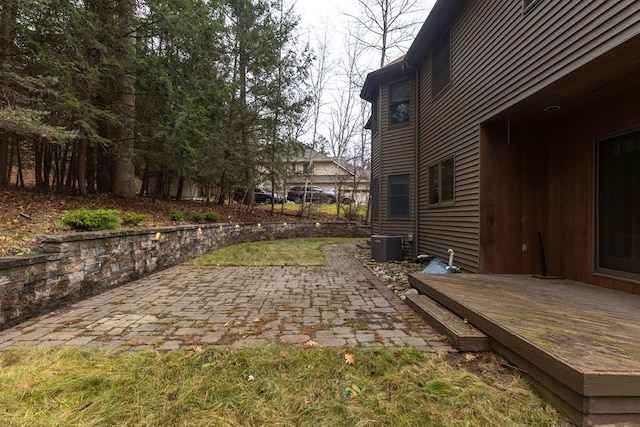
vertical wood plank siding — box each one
[417,0,640,272]
[379,75,416,239]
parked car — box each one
[287,186,336,204]
[234,188,284,204]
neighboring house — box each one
[287,148,369,204]
[361,1,640,293]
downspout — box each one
[405,60,420,257]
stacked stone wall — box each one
[0,222,369,329]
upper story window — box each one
[431,29,451,99]
[303,162,314,174]
[428,157,454,204]
[389,80,410,125]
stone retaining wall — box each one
[0,222,369,330]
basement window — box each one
[597,130,640,278]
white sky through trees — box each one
[291,0,436,154]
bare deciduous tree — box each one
[344,0,425,67]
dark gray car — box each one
[287,186,335,203]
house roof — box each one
[405,0,465,67]
[291,148,355,176]
[360,56,407,102]
[359,0,465,101]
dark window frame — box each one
[596,129,640,280]
[431,29,451,99]
[303,162,314,174]
[387,174,410,219]
[372,99,379,135]
[428,157,455,205]
[371,177,380,219]
[388,79,411,126]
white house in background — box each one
[287,148,369,205]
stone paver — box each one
[0,244,453,353]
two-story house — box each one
[361,0,640,294]
[287,148,369,205]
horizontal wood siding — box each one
[371,94,382,235]
[379,74,416,241]
[417,0,640,272]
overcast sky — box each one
[289,0,437,150]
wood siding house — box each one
[361,0,640,293]
[287,148,369,204]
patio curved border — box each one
[0,222,370,330]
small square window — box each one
[429,158,455,204]
[389,80,410,125]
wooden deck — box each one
[408,273,640,427]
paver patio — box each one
[0,244,452,353]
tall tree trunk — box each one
[59,142,69,190]
[112,0,137,198]
[0,135,9,187]
[77,139,87,195]
[43,143,52,190]
[0,0,17,188]
[86,142,95,192]
[217,170,227,206]
[239,32,254,205]
[14,138,23,187]
[175,177,184,200]
[97,143,110,192]
[34,140,43,189]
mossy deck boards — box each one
[408,273,640,427]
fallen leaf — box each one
[303,339,319,347]
[74,401,93,411]
[344,353,355,365]
[464,353,477,362]
[17,381,37,390]
[253,317,261,323]
[248,375,255,381]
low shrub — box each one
[122,212,148,226]
[61,209,121,231]
[169,209,184,221]
[204,212,219,222]
[192,212,220,224]
[192,213,207,223]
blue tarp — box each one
[421,258,456,274]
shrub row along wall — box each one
[0,222,369,330]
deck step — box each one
[405,293,490,352]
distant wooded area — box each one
[0,0,311,202]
